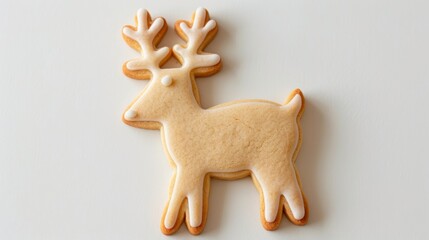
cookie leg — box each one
[187,188,204,228]
[283,184,305,222]
[163,178,186,230]
[253,172,282,230]
[185,176,207,235]
[263,190,281,223]
[162,170,206,235]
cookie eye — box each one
[161,75,173,86]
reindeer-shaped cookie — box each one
[121,8,308,235]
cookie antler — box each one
[122,9,171,79]
[173,7,221,77]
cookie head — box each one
[122,74,184,125]
[121,8,222,130]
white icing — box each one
[203,19,216,32]
[284,188,305,220]
[147,18,163,35]
[179,22,189,33]
[123,9,170,71]
[137,8,147,30]
[124,110,137,119]
[263,190,280,222]
[161,75,173,86]
[288,93,302,109]
[172,7,220,70]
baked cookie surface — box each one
[121,8,308,235]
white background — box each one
[1,0,428,239]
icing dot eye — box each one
[161,75,173,86]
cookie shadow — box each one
[296,96,327,225]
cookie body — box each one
[121,8,308,235]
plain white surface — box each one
[1,0,429,239]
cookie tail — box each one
[282,89,304,117]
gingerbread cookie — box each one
[121,8,308,235]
